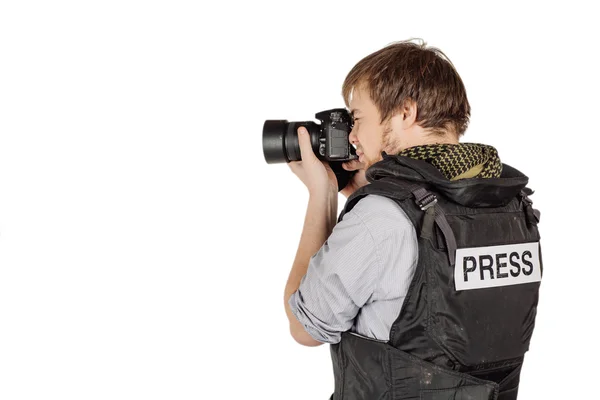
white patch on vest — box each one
[454,242,541,291]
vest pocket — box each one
[420,385,497,400]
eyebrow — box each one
[349,108,361,116]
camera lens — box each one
[262,120,289,164]
[262,120,318,163]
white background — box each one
[0,1,598,399]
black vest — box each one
[329,153,542,400]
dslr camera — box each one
[262,108,358,191]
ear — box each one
[400,99,417,129]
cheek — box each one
[365,126,381,152]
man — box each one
[284,39,542,400]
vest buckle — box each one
[418,194,438,211]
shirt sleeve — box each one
[287,198,382,344]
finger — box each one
[297,127,316,161]
[342,161,356,171]
[342,160,363,171]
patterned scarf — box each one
[397,143,502,180]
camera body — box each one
[262,108,357,164]
[262,108,358,191]
[313,108,357,162]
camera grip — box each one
[330,162,357,192]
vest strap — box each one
[433,205,458,266]
[408,184,457,266]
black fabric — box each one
[329,333,500,400]
[328,153,542,400]
[365,154,529,208]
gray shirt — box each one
[288,194,419,344]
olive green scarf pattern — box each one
[398,143,502,181]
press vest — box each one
[329,153,542,400]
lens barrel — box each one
[262,120,289,164]
[262,120,317,163]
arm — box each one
[284,190,338,347]
[284,127,370,346]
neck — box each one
[385,131,459,155]
[422,135,459,145]
[420,127,459,145]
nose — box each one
[349,128,358,145]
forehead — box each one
[348,85,372,114]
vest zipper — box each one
[347,331,389,344]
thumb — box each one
[297,127,316,161]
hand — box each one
[340,159,369,199]
[288,127,338,195]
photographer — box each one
[283,39,542,400]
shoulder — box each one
[342,194,415,242]
[347,194,412,226]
